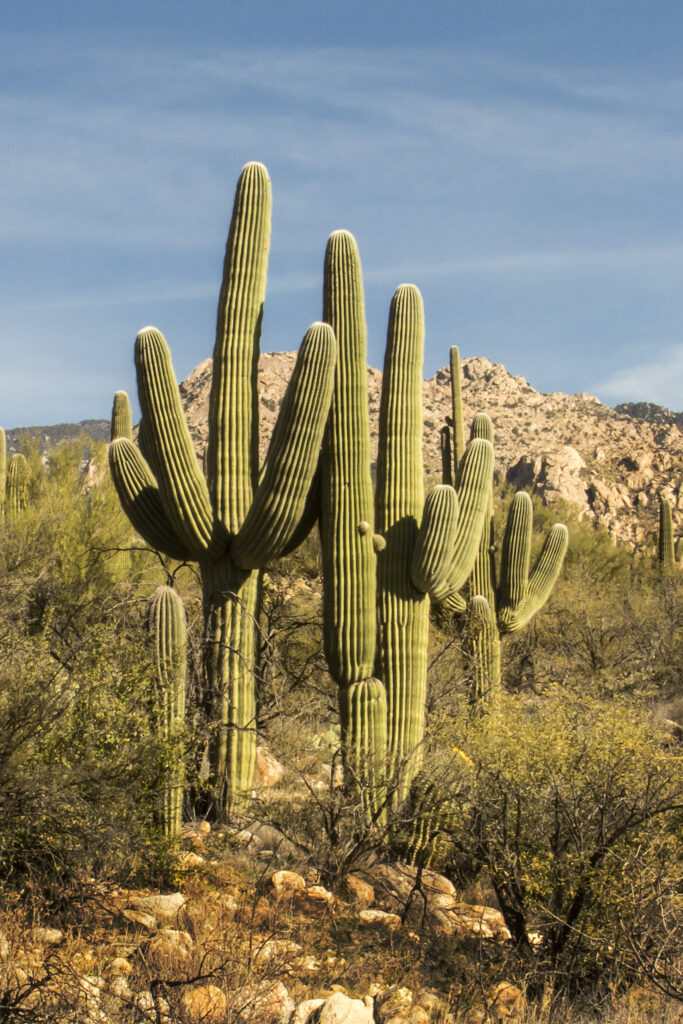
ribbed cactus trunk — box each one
[110,164,336,818]
[376,286,429,794]
[658,496,675,571]
[6,453,28,519]
[0,429,5,519]
[149,585,187,841]
[320,231,385,815]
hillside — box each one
[179,353,682,546]
[5,419,109,455]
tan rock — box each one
[292,998,326,1024]
[32,927,64,945]
[147,928,194,964]
[359,909,401,931]
[233,980,294,1023]
[486,981,525,1019]
[319,991,375,1024]
[121,909,157,931]
[254,745,285,787]
[343,873,375,908]
[130,892,185,922]
[271,869,306,897]
[181,984,227,1023]
[108,956,132,976]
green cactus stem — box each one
[658,496,676,570]
[149,585,187,840]
[6,453,28,519]
[110,163,336,817]
[111,391,133,442]
[0,429,5,519]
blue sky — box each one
[3,1,683,426]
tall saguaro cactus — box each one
[149,585,187,840]
[110,164,336,816]
[319,234,492,802]
[658,495,676,571]
[443,347,568,707]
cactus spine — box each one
[149,585,187,840]
[6,453,28,519]
[658,496,676,570]
[110,164,336,816]
[445,348,568,708]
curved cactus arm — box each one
[499,523,568,633]
[0,428,5,518]
[109,438,193,561]
[411,484,459,599]
[444,437,494,597]
[207,161,271,534]
[111,390,133,442]
[658,496,676,569]
[135,327,217,559]
[231,322,336,569]
[320,230,376,686]
[149,584,187,840]
[6,453,28,518]
[499,491,533,613]
[450,346,466,470]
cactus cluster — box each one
[149,584,187,840]
[319,234,493,803]
[110,163,336,816]
[444,347,568,707]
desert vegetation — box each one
[0,164,680,1023]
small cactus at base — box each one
[6,453,29,519]
[149,585,187,841]
[658,496,676,571]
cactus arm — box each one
[440,426,454,487]
[135,327,217,558]
[277,463,322,557]
[411,484,460,599]
[499,523,568,633]
[658,496,676,569]
[470,412,494,445]
[444,437,494,597]
[499,491,533,612]
[375,284,429,786]
[108,438,193,561]
[111,391,133,442]
[206,162,271,534]
[344,679,388,821]
[320,230,376,686]
[467,595,501,707]
[450,346,466,470]
[231,322,336,569]
[149,585,187,840]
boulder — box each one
[181,984,227,1023]
[318,991,374,1024]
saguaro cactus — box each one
[149,585,187,840]
[6,453,28,519]
[319,234,492,802]
[442,347,568,707]
[110,163,336,816]
[0,428,5,518]
[658,495,676,571]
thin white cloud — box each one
[598,343,683,411]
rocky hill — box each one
[179,353,682,547]
[5,419,109,455]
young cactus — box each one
[149,585,187,840]
[110,164,336,817]
[319,235,492,804]
[6,453,29,519]
[658,496,676,571]
[444,348,568,708]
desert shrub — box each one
[412,686,682,1009]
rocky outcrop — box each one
[178,352,681,546]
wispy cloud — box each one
[598,343,683,411]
